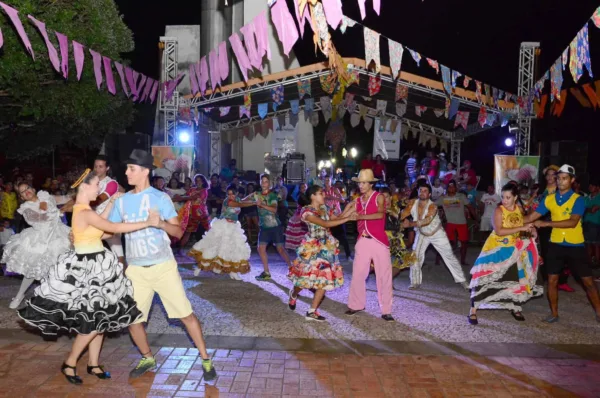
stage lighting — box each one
[342,148,348,157]
[331,158,336,164]
[350,148,358,158]
[178,131,191,143]
[508,122,519,134]
[505,138,514,147]
[318,160,325,170]
[325,160,332,168]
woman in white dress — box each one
[2,183,72,309]
[189,185,255,280]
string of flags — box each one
[0,2,159,104]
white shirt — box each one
[96,176,118,214]
[431,186,445,201]
[481,193,501,219]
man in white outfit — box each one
[92,155,125,263]
[401,184,469,290]
[479,185,501,234]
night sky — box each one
[115,0,599,184]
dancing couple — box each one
[19,150,217,384]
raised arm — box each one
[304,213,351,228]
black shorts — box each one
[545,243,593,278]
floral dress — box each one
[186,187,210,233]
[469,206,543,312]
[385,198,412,270]
[287,206,344,290]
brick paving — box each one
[1,338,599,397]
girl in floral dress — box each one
[468,183,542,325]
[285,183,309,251]
[178,174,210,254]
[190,185,255,280]
[287,185,354,322]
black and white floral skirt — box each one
[18,249,142,335]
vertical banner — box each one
[373,118,402,160]
[494,155,540,194]
[152,146,195,181]
[272,117,298,157]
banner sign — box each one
[494,155,540,194]
[373,118,402,160]
[152,146,194,181]
[272,117,298,157]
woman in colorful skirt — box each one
[287,185,353,322]
[380,187,414,277]
[18,169,159,385]
[178,174,210,254]
[468,183,543,325]
[285,183,309,251]
[190,185,255,280]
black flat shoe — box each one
[511,311,525,322]
[381,314,395,322]
[61,363,83,385]
[345,308,364,316]
[87,365,111,379]
[467,314,478,325]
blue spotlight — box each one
[504,137,514,147]
[178,131,191,144]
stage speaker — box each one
[539,141,588,185]
[286,159,305,183]
[103,132,151,187]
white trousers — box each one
[410,228,466,285]
[106,233,124,257]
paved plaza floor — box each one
[0,246,599,397]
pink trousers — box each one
[348,237,393,315]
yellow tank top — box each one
[482,205,523,251]
[72,204,105,254]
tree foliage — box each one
[0,0,136,159]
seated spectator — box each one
[442,162,457,186]
[465,183,478,206]
[458,160,477,189]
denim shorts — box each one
[258,225,284,246]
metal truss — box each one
[515,42,539,156]
[209,131,221,175]
[159,37,179,146]
[450,139,462,169]
[219,102,323,130]
[187,69,333,108]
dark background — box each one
[115,0,599,187]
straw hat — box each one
[352,169,379,183]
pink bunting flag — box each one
[140,78,154,102]
[135,75,148,102]
[102,56,116,95]
[199,57,209,93]
[322,0,343,30]
[254,11,272,61]
[270,0,299,57]
[357,0,366,19]
[415,105,427,116]
[454,111,469,130]
[0,2,34,58]
[125,67,137,97]
[72,41,85,80]
[28,15,60,71]
[209,49,221,90]
[0,27,3,49]
[114,62,130,97]
[149,80,159,104]
[189,64,199,95]
[164,73,184,102]
[88,49,103,90]
[293,0,313,38]
[132,71,140,96]
[477,107,487,127]
[240,21,261,70]
[373,0,381,15]
[55,32,69,79]
[229,33,252,82]
[218,41,229,82]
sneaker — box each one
[129,357,157,379]
[460,281,470,290]
[288,289,297,311]
[542,314,559,324]
[381,314,395,322]
[305,311,325,322]
[558,284,575,293]
[9,295,24,310]
[255,272,271,281]
[202,359,217,381]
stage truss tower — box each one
[159,36,179,146]
[515,42,539,156]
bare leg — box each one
[257,244,269,273]
[310,289,326,311]
[276,245,292,267]
[547,274,560,317]
[581,277,600,316]
[16,277,35,298]
[87,333,105,373]
[179,314,210,360]
[64,332,98,376]
[179,232,192,251]
[129,323,152,358]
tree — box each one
[0,0,137,159]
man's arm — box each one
[535,214,581,229]
[160,217,184,240]
[400,199,415,220]
[409,203,438,228]
[257,195,277,214]
[357,195,385,220]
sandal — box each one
[61,362,83,385]
[87,365,111,379]
[511,311,525,322]
[467,313,478,325]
